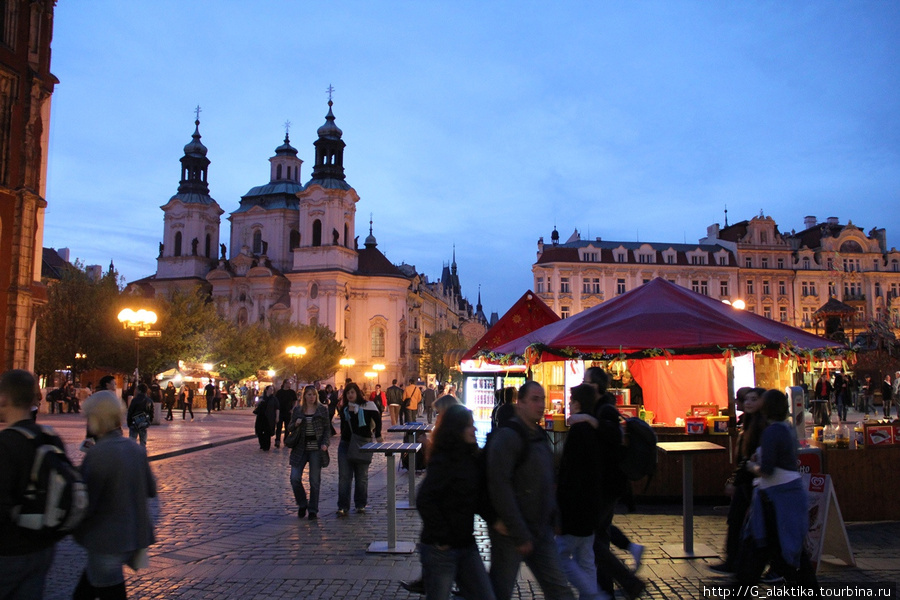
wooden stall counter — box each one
[819,444,900,521]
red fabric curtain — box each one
[629,358,728,426]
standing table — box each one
[387,423,433,509]
[361,441,421,553]
[657,441,726,558]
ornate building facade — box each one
[534,215,900,342]
[130,100,484,382]
[0,0,56,370]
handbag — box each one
[347,433,373,464]
[284,422,302,448]
[320,447,331,468]
[132,412,150,430]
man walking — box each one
[0,369,65,598]
[204,380,216,414]
[422,383,436,424]
[403,378,422,424]
[274,381,298,448]
[126,383,154,446]
[386,379,403,426]
[487,381,574,600]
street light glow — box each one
[285,345,307,358]
[339,357,355,368]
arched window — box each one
[276,164,282,180]
[205,234,211,258]
[344,223,349,247]
[312,220,322,247]
[289,229,300,250]
[310,283,318,299]
[371,326,385,358]
[237,307,248,326]
[253,230,263,254]
[174,231,182,257]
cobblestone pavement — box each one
[33,412,900,599]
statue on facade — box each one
[158,242,164,257]
[220,243,227,260]
[191,237,199,255]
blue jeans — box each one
[421,542,495,600]
[337,440,369,510]
[291,448,323,514]
[129,427,147,446]
[490,528,575,600]
[556,534,603,600]
[0,546,55,599]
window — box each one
[720,280,729,297]
[760,231,768,243]
[747,280,755,295]
[764,307,772,319]
[638,254,652,264]
[691,280,708,296]
[174,231,182,257]
[829,282,836,297]
[843,258,861,273]
[844,281,862,298]
[252,230,263,254]
[891,283,900,298]
[536,276,544,293]
[583,252,598,262]
[616,279,626,295]
[592,278,601,294]
[616,253,626,263]
[344,223,350,247]
[691,255,706,265]
[371,327,385,357]
[560,306,570,319]
[289,229,300,250]
[745,257,753,268]
[312,220,322,247]
[778,281,786,296]
[310,283,318,299]
[582,279,591,294]
[762,257,769,269]
[276,164,283,180]
[875,283,882,297]
[827,258,833,271]
[777,258,784,269]
[892,259,899,272]
[205,234,211,258]
[763,280,770,295]
[779,307,787,323]
[802,307,812,325]
[560,277,570,293]
[666,254,675,264]
[718,255,728,266]
[803,257,811,270]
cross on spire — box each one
[284,119,291,138]
[326,84,335,101]
[369,212,373,235]
[194,105,202,122]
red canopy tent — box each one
[461,290,560,363]
[487,278,845,424]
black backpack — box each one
[478,419,540,526]
[619,417,658,484]
[9,426,89,539]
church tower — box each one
[156,110,224,281]
[292,98,359,272]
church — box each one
[128,99,487,384]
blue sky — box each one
[45,1,900,317]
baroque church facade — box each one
[130,100,486,383]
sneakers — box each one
[707,561,736,574]
[629,542,645,571]
[336,509,349,518]
[297,507,306,519]
[399,579,425,594]
[761,568,784,584]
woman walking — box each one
[289,385,331,520]
[416,404,494,600]
[181,383,194,420]
[163,381,176,421]
[74,390,157,600]
[336,382,381,517]
[254,386,277,451]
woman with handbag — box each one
[336,382,382,517]
[288,385,331,520]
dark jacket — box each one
[556,418,603,536]
[417,442,483,548]
[275,388,298,421]
[596,403,627,503]
[339,401,381,442]
[289,403,331,467]
[0,420,65,556]
[126,393,153,429]
[254,394,277,435]
[386,385,403,406]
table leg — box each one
[683,453,693,554]
[367,452,415,553]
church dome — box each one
[183,120,208,157]
[275,134,298,156]
[317,101,343,139]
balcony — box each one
[843,293,866,302]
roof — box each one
[42,248,69,280]
[491,277,844,360]
[814,297,857,316]
[461,290,560,361]
[536,240,734,265]
[168,191,218,206]
[357,246,407,278]
[300,178,352,192]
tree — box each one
[35,262,132,380]
[266,319,345,383]
[215,322,271,382]
[422,329,466,384]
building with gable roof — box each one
[129,99,485,383]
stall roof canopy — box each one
[489,278,845,360]
[461,290,560,361]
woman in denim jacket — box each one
[289,385,331,519]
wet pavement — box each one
[31,410,900,599]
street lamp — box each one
[73,352,87,383]
[339,357,355,384]
[117,308,158,387]
[373,363,385,386]
[285,345,307,386]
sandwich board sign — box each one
[803,474,855,572]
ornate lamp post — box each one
[285,345,307,387]
[339,357,355,385]
[117,308,158,387]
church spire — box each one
[178,106,211,196]
[365,213,377,248]
[310,88,346,182]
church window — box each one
[344,223,349,247]
[205,234,211,258]
[371,327,385,358]
[253,230,263,254]
[174,232,182,257]
[312,220,322,247]
[310,283,318,299]
[276,164,282,180]
[289,229,300,250]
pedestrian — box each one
[181,383,194,420]
[556,383,607,600]
[336,382,382,517]
[0,369,64,599]
[289,385,331,520]
[126,383,154,446]
[204,379,216,414]
[422,383,437,424]
[883,374,894,419]
[274,381,298,449]
[736,390,817,591]
[709,387,766,575]
[416,404,495,600]
[254,386,277,451]
[387,379,403,426]
[369,384,387,414]
[404,378,422,424]
[74,390,157,600]
[163,381,176,421]
[811,372,831,426]
[487,381,574,600]
[490,387,516,431]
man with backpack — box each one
[487,381,574,600]
[0,369,69,598]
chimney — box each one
[826,216,839,226]
[57,247,70,262]
[803,216,817,230]
[706,224,720,239]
